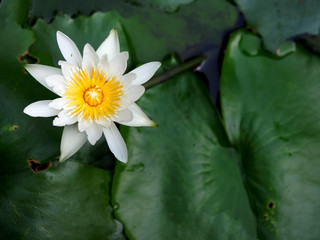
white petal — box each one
[49,98,67,110]
[24,100,60,117]
[103,122,127,163]
[108,52,128,78]
[96,117,112,128]
[85,123,103,145]
[26,64,62,92]
[59,125,87,162]
[130,62,161,85]
[118,103,157,127]
[82,43,99,77]
[98,54,110,74]
[53,110,77,126]
[58,61,77,81]
[112,109,133,122]
[96,29,120,60]
[45,74,67,96]
[56,31,82,67]
[122,72,136,82]
[128,85,145,102]
[78,119,90,132]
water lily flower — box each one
[24,29,161,163]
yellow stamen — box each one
[84,86,104,106]
[64,68,123,121]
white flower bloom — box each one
[24,29,161,163]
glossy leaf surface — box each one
[0,161,119,239]
[221,29,320,239]
[235,0,320,52]
[112,72,257,239]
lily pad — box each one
[0,161,120,239]
[0,9,62,172]
[0,0,32,25]
[235,0,320,53]
[220,29,320,239]
[112,71,257,239]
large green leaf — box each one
[0,0,32,25]
[220,29,320,239]
[112,72,257,239]
[235,0,320,53]
[118,0,238,64]
[0,161,120,239]
[0,5,62,172]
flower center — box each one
[64,68,124,121]
[83,86,104,106]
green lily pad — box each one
[112,72,257,239]
[235,0,320,53]
[0,10,63,172]
[0,161,120,239]
[0,0,32,25]
[220,29,320,239]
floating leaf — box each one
[221,29,320,239]
[112,71,257,239]
[235,0,320,52]
[0,161,120,239]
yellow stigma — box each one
[64,68,123,121]
[84,86,104,106]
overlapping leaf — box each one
[221,29,320,239]
[112,71,257,239]
[235,0,320,52]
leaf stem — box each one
[143,55,207,89]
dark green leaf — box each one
[0,161,119,239]
[221,29,320,239]
[0,16,62,172]
[0,0,32,25]
[112,72,257,239]
[235,0,320,53]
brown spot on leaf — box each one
[263,214,268,220]
[268,202,275,209]
[246,26,258,34]
[18,51,38,64]
[13,125,19,130]
[27,158,52,173]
